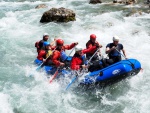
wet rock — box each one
[40,7,76,23]
[35,4,47,9]
[89,0,102,4]
[126,9,143,17]
[125,0,137,5]
[113,0,124,4]
[113,0,137,4]
[144,0,150,8]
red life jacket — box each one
[37,50,46,61]
[52,43,76,67]
[86,40,100,56]
[71,53,83,70]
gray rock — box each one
[40,7,76,23]
[89,0,102,4]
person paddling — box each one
[51,39,78,67]
[36,42,53,64]
[86,34,102,61]
[35,33,55,54]
[70,45,98,70]
[105,35,127,63]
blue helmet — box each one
[43,41,50,46]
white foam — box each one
[0,93,13,113]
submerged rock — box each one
[35,4,47,9]
[40,7,76,23]
[89,0,102,4]
[126,9,142,17]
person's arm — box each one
[50,38,56,46]
[64,42,78,50]
[37,50,46,61]
[122,49,127,58]
[82,46,97,54]
[105,44,116,54]
[96,41,103,48]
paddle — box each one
[36,49,54,71]
[49,45,76,83]
[49,68,59,83]
[114,48,127,59]
[65,48,101,90]
[87,48,101,65]
[29,48,55,77]
[65,72,79,90]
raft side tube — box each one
[81,59,141,85]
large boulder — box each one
[35,4,47,9]
[40,7,76,23]
[89,0,102,4]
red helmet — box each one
[56,39,64,46]
[90,34,96,40]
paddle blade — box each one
[49,70,59,83]
[36,65,41,71]
[65,76,77,91]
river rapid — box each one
[0,0,150,113]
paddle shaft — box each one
[49,68,59,83]
[87,48,100,64]
[115,48,134,68]
[115,48,126,59]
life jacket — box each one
[46,50,53,59]
[71,53,87,70]
[35,40,43,48]
[86,40,99,57]
[60,51,69,62]
[37,50,46,61]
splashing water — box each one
[0,0,150,113]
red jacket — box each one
[52,43,76,67]
[71,46,97,70]
[86,40,100,56]
[37,50,46,61]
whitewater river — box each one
[0,0,150,113]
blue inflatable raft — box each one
[80,58,141,87]
[34,58,141,87]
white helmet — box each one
[113,35,119,41]
[43,33,49,37]
[75,46,83,52]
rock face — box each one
[35,4,47,9]
[89,0,102,4]
[40,7,76,23]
